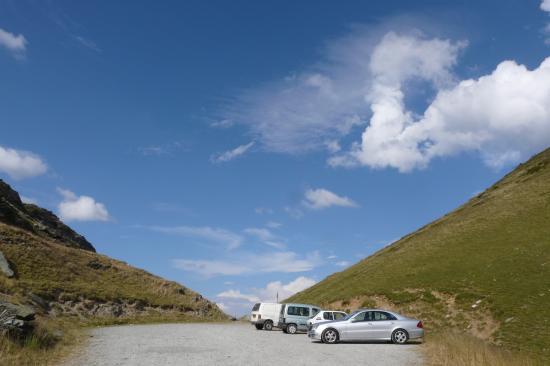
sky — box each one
[1,0,550,316]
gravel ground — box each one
[65,322,424,366]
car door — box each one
[369,311,396,339]
[343,311,371,340]
[295,306,311,331]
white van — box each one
[250,303,283,330]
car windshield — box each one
[342,310,362,321]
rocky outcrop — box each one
[0,180,95,252]
[0,250,14,277]
[0,301,35,335]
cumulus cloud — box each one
[173,251,321,277]
[0,28,27,58]
[332,56,550,171]
[217,289,261,303]
[150,225,243,250]
[255,276,317,302]
[216,276,317,315]
[0,146,48,180]
[303,188,358,210]
[58,189,110,222]
[542,0,550,12]
[211,142,254,163]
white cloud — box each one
[0,28,27,58]
[0,146,47,180]
[327,255,337,259]
[216,276,317,316]
[244,227,285,249]
[173,251,321,277]
[211,141,254,163]
[333,55,550,171]
[542,0,550,12]
[150,225,243,250]
[255,276,317,303]
[217,289,261,303]
[329,32,466,171]
[57,188,110,222]
[303,188,358,210]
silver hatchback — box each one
[308,309,424,344]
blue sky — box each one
[1,0,550,316]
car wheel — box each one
[286,324,297,334]
[263,320,273,331]
[322,328,339,344]
[391,329,409,344]
[255,323,263,330]
[282,327,288,334]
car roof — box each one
[283,303,319,307]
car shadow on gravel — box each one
[310,340,423,345]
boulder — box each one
[0,250,14,278]
[0,301,35,335]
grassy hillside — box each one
[0,180,226,365]
[0,223,225,322]
[289,148,550,361]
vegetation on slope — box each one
[288,148,550,362]
[0,180,227,365]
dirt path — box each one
[65,322,424,365]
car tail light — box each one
[417,321,423,329]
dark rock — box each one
[24,204,95,252]
[87,260,110,270]
[0,301,35,335]
[0,180,95,252]
[28,293,50,312]
[0,250,14,277]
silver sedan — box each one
[307,309,424,344]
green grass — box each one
[0,222,228,365]
[0,225,225,319]
[288,148,550,362]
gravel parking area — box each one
[65,322,424,366]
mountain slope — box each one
[288,148,550,359]
[0,180,225,324]
[0,180,94,252]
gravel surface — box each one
[65,322,424,366]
